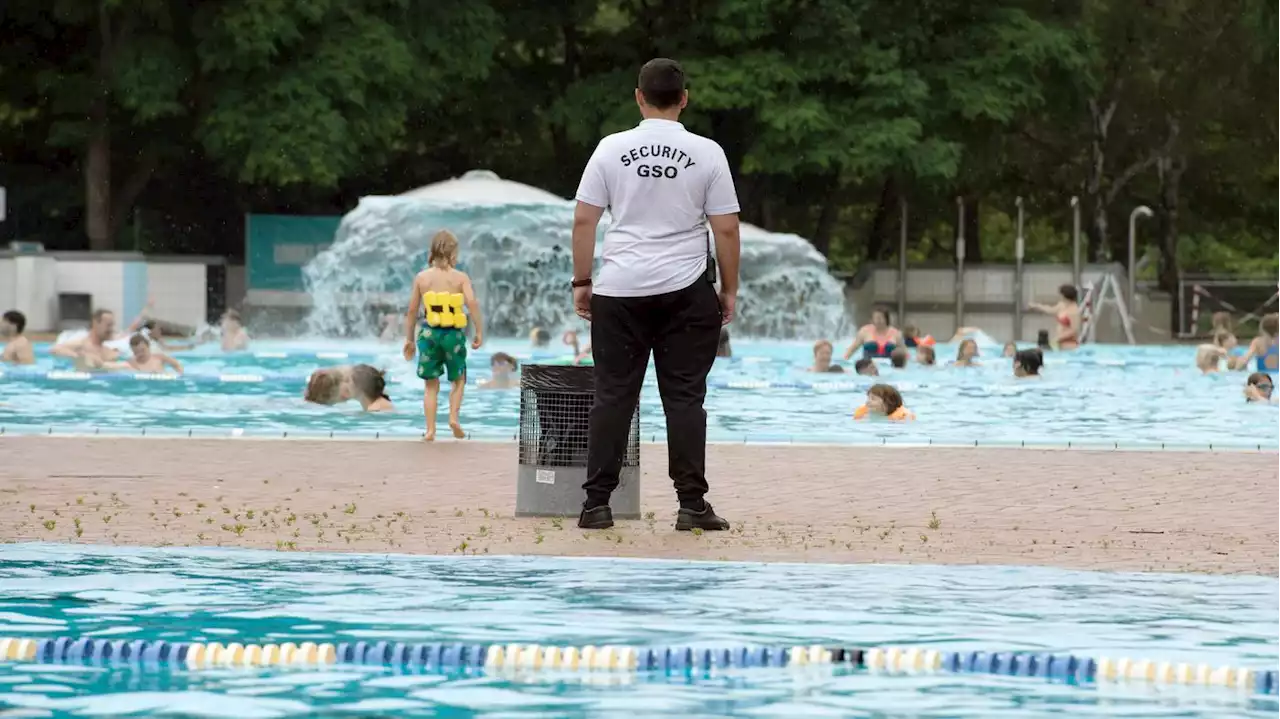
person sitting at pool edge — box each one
[304,364,394,412]
[1013,348,1043,378]
[854,358,878,376]
[954,338,980,366]
[809,339,845,373]
[1,310,35,365]
[480,352,519,389]
[916,345,936,366]
[1244,372,1275,403]
[844,306,901,360]
[890,346,909,369]
[854,383,914,421]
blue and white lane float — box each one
[0,637,1273,695]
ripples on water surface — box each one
[0,545,1274,718]
[2,339,1277,447]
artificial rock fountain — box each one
[303,170,848,339]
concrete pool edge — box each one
[2,437,1276,576]
[5,541,1279,582]
[1,427,1274,455]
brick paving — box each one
[0,437,1275,575]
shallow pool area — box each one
[0,544,1275,718]
[1,337,1277,448]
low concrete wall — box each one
[844,262,1172,344]
[0,250,224,332]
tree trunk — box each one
[864,176,898,261]
[1085,97,1117,262]
[85,107,111,251]
[85,2,115,251]
[963,196,981,264]
[1155,116,1186,335]
[810,174,840,258]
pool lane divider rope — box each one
[0,638,1273,694]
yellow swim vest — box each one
[422,291,468,329]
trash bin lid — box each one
[521,362,594,391]
[539,355,592,366]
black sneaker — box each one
[578,505,614,529]
[675,503,730,532]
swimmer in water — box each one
[1,310,35,365]
[809,339,845,373]
[890,346,909,369]
[854,358,878,376]
[916,345,936,366]
[1028,284,1081,350]
[901,324,935,348]
[854,383,914,421]
[304,364,394,412]
[954,338,980,367]
[122,333,183,374]
[479,352,519,389]
[563,329,582,357]
[844,306,902,360]
[220,309,250,351]
[404,230,484,440]
[1013,348,1043,378]
[717,328,732,358]
[1187,332,1228,371]
[52,309,120,369]
[530,327,552,348]
[1211,311,1236,343]
[1002,342,1017,358]
[1244,372,1275,403]
[1237,313,1278,373]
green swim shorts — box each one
[416,326,468,382]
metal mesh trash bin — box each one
[517,364,641,519]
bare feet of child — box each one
[424,431,435,442]
[449,420,465,439]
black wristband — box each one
[571,277,592,288]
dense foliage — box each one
[1,0,1276,302]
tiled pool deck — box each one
[1,437,1275,575]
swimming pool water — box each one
[0,544,1274,718]
[1,338,1276,448]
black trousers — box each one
[584,278,722,509]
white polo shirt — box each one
[575,119,740,298]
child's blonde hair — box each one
[428,230,460,268]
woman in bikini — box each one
[1029,284,1081,350]
[843,306,902,360]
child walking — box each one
[403,230,484,440]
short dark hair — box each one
[854,358,875,373]
[1014,348,1044,375]
[1059,284,1079,302]
[92,308,113,322]
[917,346,936,365]
[128,333,148,349]
[2,310,25,333]
[890,346,909,368]
[638,58,685,110]
[491,352,518,369]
